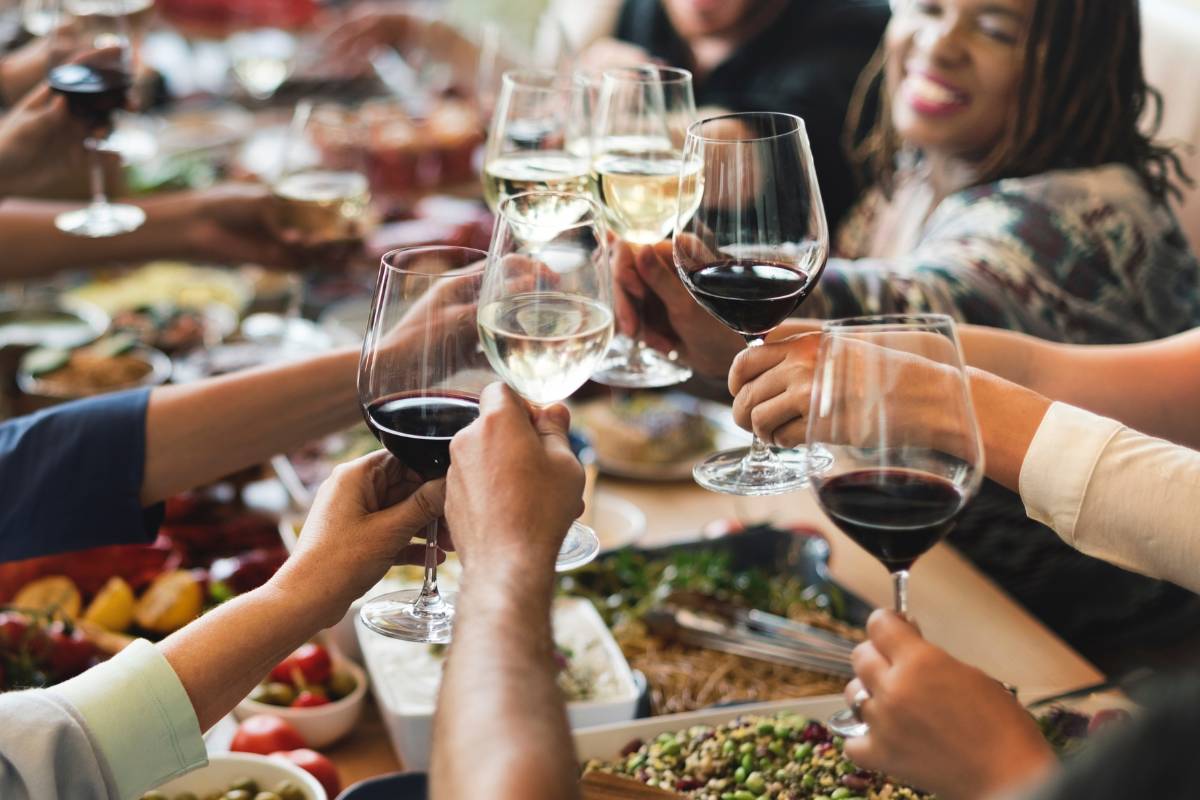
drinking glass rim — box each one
[686,112,806,144]
[500,68,575,93]
[601,64,693,86]
[822,313,957,333]
[496,190,601,232]
[380,246,488,277]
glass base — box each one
[556,521,600,572]
[55,202,146,238]
[693,445,826,497]
[828,707,869,738]
[359,588,456,643]
[591,335,692,389]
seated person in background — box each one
[584,0,890,228]
[619,0,1200,659]
[728,329,1200,799]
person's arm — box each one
[141,347,358,504]
[432,384,584,800]
[0,183,290,279]
[0,450,442,799]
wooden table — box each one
[330,476,1104,787]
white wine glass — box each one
[478,190,612,571]
[589,64,698,388]
[481,68,591,230]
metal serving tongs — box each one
[643,595,857,678]
[664,591,860,654]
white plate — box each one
[575,396,749,482]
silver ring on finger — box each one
[850,687,871,721]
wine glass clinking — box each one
[358,246,494,643]
[47,0,147,237]
[674,112,829,495]
[478,190,612,571]
[590,64,698,389]
[481,69,591,224]
[808,314,985,736]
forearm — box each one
[158,579,320,731]
[966,367,1051,491]
[431,564,579,800]
[141,348,359,504]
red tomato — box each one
[271,749,341,797]
[291,690,330,708]
[230,715,307,755]
[46,623,96,681]
[270,643,332,686]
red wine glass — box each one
[807,314,984,735]
[674,112,829,495]
[357,246,495,643]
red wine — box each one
[47,64,130,128]
[364,392,480,480]
[686,259,811,337]
[815,469,966,572]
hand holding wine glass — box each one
[674,112,829,495]
[477,190,613,570]
[807,314,984,737]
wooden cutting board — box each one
[580,771,681,799]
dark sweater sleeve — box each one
[0,388,164,563]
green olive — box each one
[174,793,199,800]
[139,792,168,800]
[273,782,305,800]
[230,778,259,793]
[328,671,357,699]
[224,790,254,800]
[253,793,283,800]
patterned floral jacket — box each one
[811,163,1200,343]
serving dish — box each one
[147,752,326,800]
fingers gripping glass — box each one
[674,112,830,495]
[590,65,697,388]
[48,1,146,237]
[807,314,985,735]
[478,191,614,571]
[357,246,494,643]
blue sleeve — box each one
[0,388,164,563]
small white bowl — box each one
[234,654,368,749]
[150,752,327,799]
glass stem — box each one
[411,520,445,617]
[892,569,910,617]
[86,138,109,207]
[743,338,775,465]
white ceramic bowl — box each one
[149,752,326,799]
[234,655,368,749]
[359,597,639,771]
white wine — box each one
[478,292,613,406]
[482,151,591,235]
[232,55,291,98]
[271,170,370,244]
[66,0,156,36]
[592,148,703,245]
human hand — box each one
[446,383,584,575]
[320,7,415,75]
[618,238,744,378]
[843,611,1056,800]
[729,332,821,446]
[273,450,447,628]
[150,183,295,267]
[0,82,91,198]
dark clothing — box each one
[0,389,162,563]
[615,0,890,230]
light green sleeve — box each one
[53,638,207,800]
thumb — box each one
[533,403,571,447]
[367,478,446,539]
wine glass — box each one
[591,65,698,388]
[478,190,612,570]
[358,246,494,643]
[674,112,829,495]
[808,314,985,735]
[226,27,296,101]
[481,68,591,226]
[47,1,146,237]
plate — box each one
[591,492,646,552]
[573,394,749,482]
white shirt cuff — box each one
[1018,402,1123,545]
[53,638,207,799]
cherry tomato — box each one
[230,714,307,755]
[290,690,330,708]
[270,643,332,686]
[271,749,340,797]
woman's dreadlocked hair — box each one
[846,0,1189,200]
